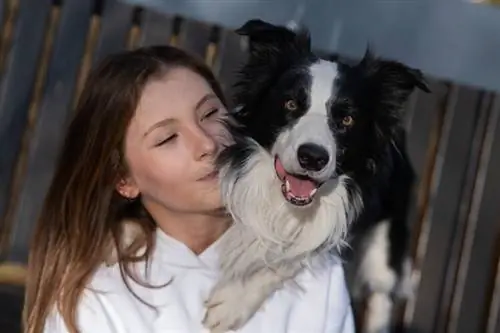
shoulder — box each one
[44,262,160,333]
[320,255,355,333]
[291,255,355,333]
[321,257,355,333]
[297,254,349,297]
[43,288,122,333]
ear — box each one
[360,47,430,95]
[116,177,139,200]
[235,19,311,56]
[235,19,284,36]
[356,48,431,116]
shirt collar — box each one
[154,228,228,271]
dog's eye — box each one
[342,115,354,127]
[284,99,298,111]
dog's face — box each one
[230,19,429,207]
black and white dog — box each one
[202,19,430,333]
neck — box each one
[152,208,231,254]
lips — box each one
[274,156,321,206]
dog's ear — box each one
[235,19,311,56]
[235,19,284,36]
[358,47,431,112]
[360,47,430,94]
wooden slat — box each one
[486,232,500,333]
[71,12,100,111]
[0,263,26,285]
[92,0,134,65]
[450,94,500,333]
[403,80,449,261]
[138,9,174,47]
[0,1,5,67]
[409,85,484,332]
[6,0,94,263]
[396,82,449,330]
[0,0,52,253]
[0,0,18,77]
[176,18,212,60]
[212,29,247,108]
[436,92,495,333]
[435,93,492,332]
[406,80,449,191]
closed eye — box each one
[155,134,177,147]
[202,107,219,120]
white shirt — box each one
[44,229,355,333]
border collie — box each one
[202,19,430,333]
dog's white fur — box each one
[202,139,362,332]
[349,220,415,333]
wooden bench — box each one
[0,1,499,333]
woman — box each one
[24,45,354,333]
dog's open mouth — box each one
[274,156,321,206]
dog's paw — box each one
[202,283,266,333]
[393,258,415,300]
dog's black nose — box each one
[297,143,329,172]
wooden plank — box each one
[0,0,52,247]
[7,0,94,263]
[0,0,18,77]
[435,92,495,333]
[0,263,26,285]
[405,80,449,187]
[0,1,5,50]
[486,233,500,333]
[92,0,134,65]
[400,81,449,288]
[450,94,500,333]
[176,18,212,60]
[138,9,174,47]
[212,28,247,108]
[402,82,447,254]
[409,85,484,332]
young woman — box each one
[24,45,355,333]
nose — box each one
[190,125,218,161]
[297,143,330,172]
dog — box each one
[201,19,430,333]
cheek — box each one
[127,146,191,197]
[131,150,221,210]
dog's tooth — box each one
[310,188,317,196]
[285,179,291,192]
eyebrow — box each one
[195,93,218,111]
[143,118,175,138]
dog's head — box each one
[230,19,429,207]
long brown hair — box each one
[24,45,226,333]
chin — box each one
[201,19,431,333]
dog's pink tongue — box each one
[287,175,317,197]
[274,157,317,197]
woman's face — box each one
[119,67,229,216]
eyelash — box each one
[154,108,219,147]
[155,134,177,147]
[202,107,219,120]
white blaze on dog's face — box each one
[271,60,339,206]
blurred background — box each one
[0,0,500,332]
